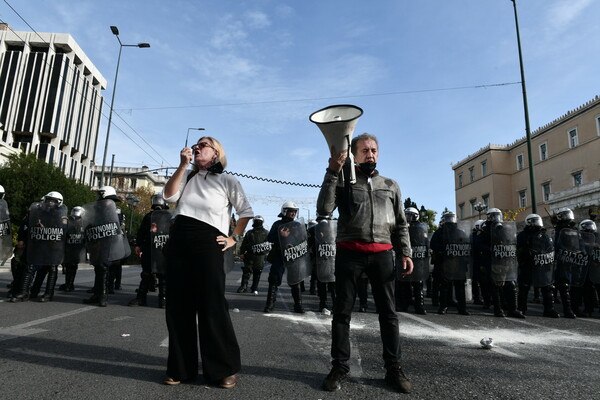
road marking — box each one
[0,306,97,342]
[399,313,524,358]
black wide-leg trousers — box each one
[166,216,241,383]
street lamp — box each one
[510,0,537,213]
[474,202,487,219]
[125,193,140,237]
[185,127,205,147]
[99,26,150,187]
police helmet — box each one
[280,201,299,218]
[44,191,63,206]
[71,206,84,218]
[0,184,5,199]
[442,211,457,224]
[556,207,574,222]
[151,194,166,210]
[405,207,419,223]
[308,219,318,229]
[525,214,543,228]
[98,186,119,201]
[486,208,503,223]
[252,215,264,227]
[473,219,485,230]
[579,219,597,233]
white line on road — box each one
[0,306,97,342]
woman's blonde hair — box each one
[192,136,228,171]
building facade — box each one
[452,95,600,224]
[92,165,170,196]
[0,23,106,185]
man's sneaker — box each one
[385,366,412,394]
[322,368,348,391]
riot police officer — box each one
[83,186,129,307]
[12,192,67,302]
[471,219,489,307]
[396,207,429,315]
[264,202,309,314]
[59,206,86,292]
[575,219,597,317]
[553,208,582,318]
[516,214,559,318]
[430,211,470,315]
[478,208,524,318]
[238,215,270,295]
[129,194,170,308]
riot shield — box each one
[64,217,87,264]
[583,232,600,284]
[278,220,310,285]
[27,202,68,265]
[150,210,172,275]
[555,228,587,286]
[315,219,337,283]
[490,222,518,281]
[400,222,430,282]
[441,221,471,280]
[529,232,555,287]
[0,199,12,263]
[82,199,129,265]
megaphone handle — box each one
[349,153,356,184]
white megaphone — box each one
[310,105,363,184]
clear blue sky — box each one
[2,0,598,226]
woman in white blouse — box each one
[162,136,253,389]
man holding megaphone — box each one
[317,132,414,394]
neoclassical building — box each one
[0,23,105,185]
[452,95,600,223]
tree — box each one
[0,152,96,224]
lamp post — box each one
[510,0,537,213]
[125,193,140,237]
[185,127,205,147]
[99,26,150,187]
[474,202,487,220]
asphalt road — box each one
[1,263,599,400]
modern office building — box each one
[452,95,600,224]
[0,23,106,185]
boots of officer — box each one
[491,283,505,317]
[291,283,305,313]
[570,286,588,318]
[517,284,530,315]
[157,275,166,309]
[129,272,151,306]
[413,281,427,315]
[454,280,470,315]
[540,285,560,318]
[437,280,449,315]
[318,281,328,311]
[29,268,47,299]
[250,270,262,294]
[39,266,58,302]
[503,281,525,318]
[10,265,34,302]
[558,283,575,318]
[264,283,277,313]
[84,266,108,307]
[237,271,250,293]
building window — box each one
[482,194,489,208]
[516,153,524,170]
[596,116,600,136]
[481,160,487,176]
[458,173,463,188]
[519,190,527,208]
[539,142,548,161]
[568,128,579,148]
[572,171,583,186]
[470,199,476,216]
[542,182,551,202]
[469,166,474,182]
[458,203,464,219]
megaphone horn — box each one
[310,105,363,184]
